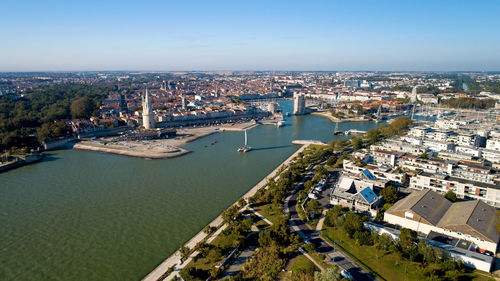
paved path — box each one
[316,210,327,231]
[298,246,324,270]
[219,236,259,279]
[142,216,224,281]
[246,206,273,225]
[142,144,310,281]
[284,170,376,281]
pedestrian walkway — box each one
[143,144,311,281]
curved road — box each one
[284,173,376,281]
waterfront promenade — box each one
[142,141,315,281]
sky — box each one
[1,0,500,71]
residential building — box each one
[384,189,499,254]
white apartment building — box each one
[409,172,500,207]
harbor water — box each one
[0,100,380,281]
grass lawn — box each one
[251,202,283,225]
[322,227,494,281]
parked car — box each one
[341,269,353,279]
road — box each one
[284,170,376,281]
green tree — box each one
[399,228,418,250]
[366,129,379,144]
[351,136,363,150]
[180,246,191,261]
[305,199,322,219]
[243,245,285,280]
[444,190,457,202]
[326,155,337,166]
[70,96,93,119]
[343,211,363,237]
[222,205,240,223]
[334,138,347,151]
[380,185,398,204]
[314,266,342,281]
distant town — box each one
[3,71,500,280]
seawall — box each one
[141,143,311,281]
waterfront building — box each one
[293,93,306,115]
[142,89,155,129]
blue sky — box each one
[1,0,499,71]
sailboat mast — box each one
[244,130,247,146]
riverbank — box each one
[73,127,220,159]
[0,154,44,173]
[142,142,313,281]
[312,111,372,122]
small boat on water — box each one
[277,120,285,127]
[237,130,252,153]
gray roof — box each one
[465,200,500,243]
[388,190,500,243]
[410,190,452,225]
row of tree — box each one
[0,83,114,151]
[441,97,496,109]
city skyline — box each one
[2,0,500,71]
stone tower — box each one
[293,93,306,115]
[411,86,418,103]
[142,89,155,129]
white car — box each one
[341,269,353,279]
[308,193,319,199]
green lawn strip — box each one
[323,227,425,281]
[180,226,246,278]
[251,203,282,225]
[322,227,492,281]
[247,212,271,229]
[308,251,331,269]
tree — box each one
[399,228,418,250]
[180,246,191,261]
[305,199,322,219]
[70,96,93,119]
[304,180,313,190]
[314,266,342,281]
[398,228,419,260]
[222,205,239,223]
[380,185,398,204]
[237,198,247,208]
[351,136,363,150]
[366,129,379,144]
[418,241,436,264]
[243,245,285,280]
[326,155,337,166]
[334,138,347,151]
[444,190,457,202]
[343,211,363,237]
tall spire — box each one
[142,88,155,129]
